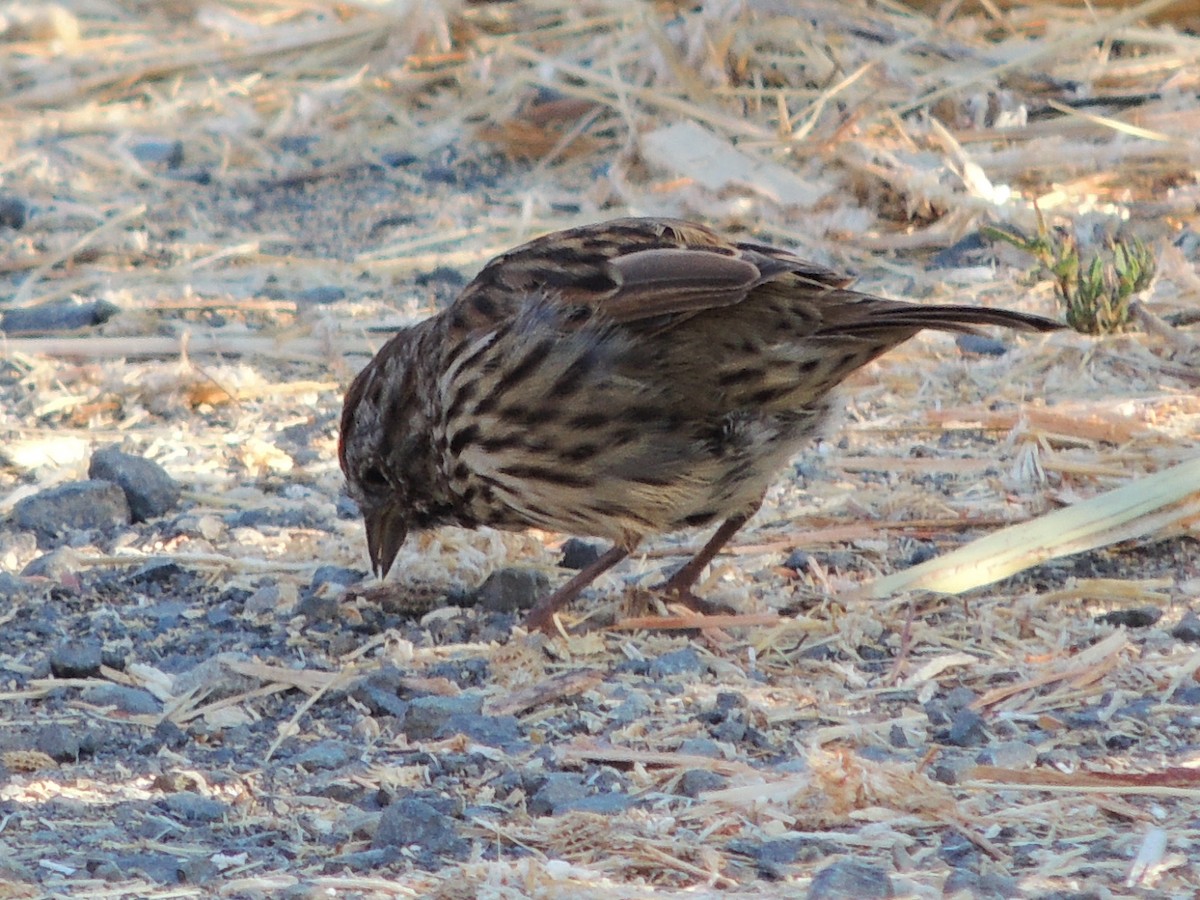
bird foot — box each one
[650,585,736,618]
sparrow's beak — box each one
[364,506,408,578]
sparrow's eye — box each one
[360,465,389,492]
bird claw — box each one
[650,585,735,618]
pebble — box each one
[808,859,895,899]
[372,797,466,860]
[0,195,29,229]
[677,738,723,758]
[88,446,181,522]
[244,582,288,615]
[14,480,131,545]
[50,639,103,678]
[310,565,363,591]
[1171,612,1200,643]
[147,720,189,752]
[0,572,27,598]
[427,657,490,689]
[161,791,228,823]
[782,549,811,571]
[21,547,82,581]
[1095,606,1161,628]
[945,708,989,747]
[932,754,974,785]
[559,538,604,570]
[82,684,161,715]
[402,694,484,740]
[730,837,840,879]
[528,773,589,815]
[928,232,989,269]
[295,285,346,306]
[1,298,119,334]
[976,740,1037,769]
[441,712,521,748]
[955,333,1009,356]
[414,266,467,289]
[295,590,339,622]
[129,560,183,585]
[943,869,1021,898]
[292,740,356,771]
[649,647,704,678]
[678,768,726,798]
[91,852,180,884]
[905,542,938,565]
[36,723,84,762]
[352,667,411,718]
[130,138,184,167]
[471,567,548,612]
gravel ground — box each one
[2,3,1200,898]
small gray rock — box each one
[929,232,989,269]
[1095,606,1161,629]
[402,693,484,740]
[955,333,1009,356]
[295,590,340,622]
[14,480,131,545]
[89,446,181,522]
[529,773,590,816]
[560,792,635,815]
[976,740,1037,769]
[783,549,811,571]
[296,285,346,306]
[21,547,83,580]
[36,723,83,762]
[943,869,1021,899]
[0,572,28,598]
[131,559,184,586]
[932,753,974,785]
[678,768,726,798]
[472,567,549,613]
[292,740,356,771]
[372,797,466,859]
[0,194,28,229]
[437,713,523,748]
[1171,612,1200,643]
[945,708,989,747]
[808,859,895,900]
[1,298,120,334]
[559,538,604,570]
[50,639,103,678]
[310,565,362,591]
[82,684,161,715]
[677,738,722,758]
[650,647,704,678]
[130,138,184,167]
[162,791,228,823]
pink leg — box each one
[656,512,752,610]
[523,543,631,633]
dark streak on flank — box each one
[497,464,592,488]
[448,424,480,456]
[716,367,764,387]
[550,349,599,397]
[568,412,609,429]
[495,337,556,395]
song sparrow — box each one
[339,217,1061,632]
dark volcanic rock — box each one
[13,480,131,545]
[89,446,181,522]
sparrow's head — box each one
[338,330,424,578]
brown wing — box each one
[446,216,1060,338]
[447,217,853,331]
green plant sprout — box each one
[983,211,1155,335]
